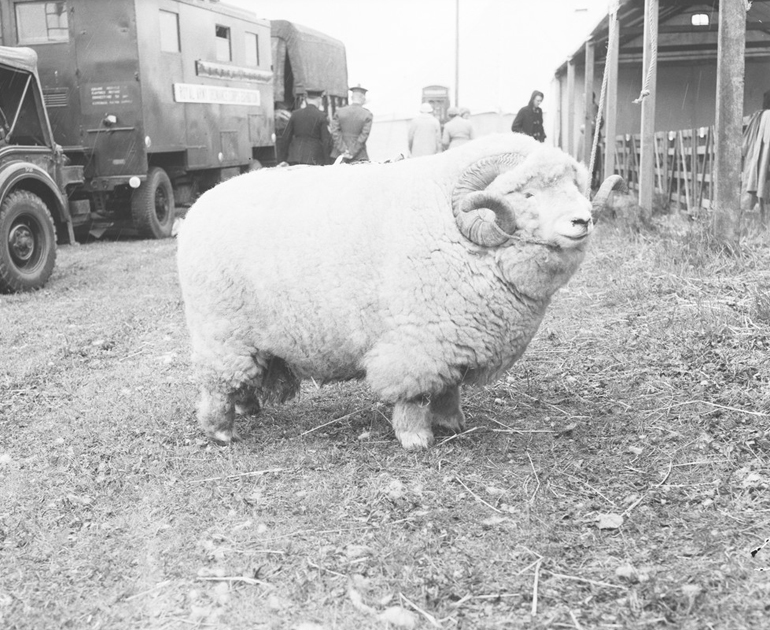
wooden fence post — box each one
[583,39,595,167]
[713,0,746,250]
[639,0,659,211]
[604,6,620,179]
[567,57,575,157]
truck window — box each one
[215,25,231,62]
[159,10,180,53]
[15,1,69,44]
[245,32,259,67]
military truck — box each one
[0,0,348,293]
[0,45,82,292]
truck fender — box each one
[0,161,68,223]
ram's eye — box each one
[523,192,534,199]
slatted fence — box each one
[611,127,715,212]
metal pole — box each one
[713,0,746,249]
[455,0,460,107]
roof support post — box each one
[583,38,595,167]
[713,0,746,251]
[552,75,562,149]
[603,5,620,179]
[639,0,658,211]
[567,57,575,157]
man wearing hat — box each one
[277,89,332,166]
[330,84,373,163]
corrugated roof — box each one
[555,0,770,75]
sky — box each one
[226,0,611,119]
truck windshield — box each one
[0,66,47,146]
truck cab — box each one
[0,45,83,293]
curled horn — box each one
[591,174,628,220]
[452,153,523,247]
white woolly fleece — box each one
[177,133,591,404]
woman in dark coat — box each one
[512,90,546,143]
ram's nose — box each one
[571,216,594,234]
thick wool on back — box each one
[177,133,587,401]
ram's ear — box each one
[457,190,517,245]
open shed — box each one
[552,0,770,218]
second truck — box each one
[0,0,348,292]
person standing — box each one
[743,90,770,224]
[442,106,475,150]
[276,90,332,166]
[512,90,546,143]
[331,84,373,163]
[408,102,441,157]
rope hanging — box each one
[588,54,609,179]
[588,2,618,179]
[633,0,658,104]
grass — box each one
[1,216,769,629]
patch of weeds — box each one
[597,191,657,235]
[751,282,770,325]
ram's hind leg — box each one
[428,385,466,435]
[198,379,240,444]
[393,398,434,450]
[234,388,261,417]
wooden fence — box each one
[611,127,716,213]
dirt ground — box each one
[1,217,769,629]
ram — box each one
[177,133,619,449]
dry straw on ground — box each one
[1,211,769,629]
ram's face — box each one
[452,147,595,251]
[490,163,594,250]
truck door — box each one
[70,0,146,179]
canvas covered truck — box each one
[270,19,349,119]
[0,0,348,293]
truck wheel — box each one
[131,166,175,239]
[0,191,57,293]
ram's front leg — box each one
[392,398,434,450]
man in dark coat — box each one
[277,90,332,166]
[511,90,546,143]
[330,84,373,163]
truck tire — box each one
[0,191,57,293]
[131,166,175,239]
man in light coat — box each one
[331,84,373,163]
[408,102,442,157]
